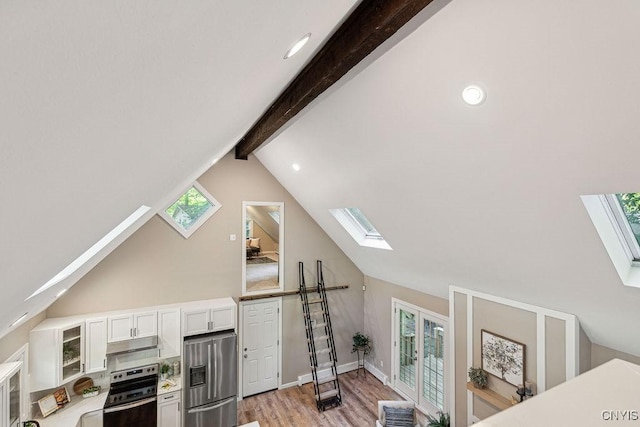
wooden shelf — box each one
[239,285,349,301]
[466,382,513,410]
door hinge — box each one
[277,340,280,345]
[394,374,396,380]
[277,372,280,378]
[277,307,280,313]
[394,340,396,347]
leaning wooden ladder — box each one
[299,260,342,411]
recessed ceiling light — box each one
[462,85,486,106]
[284,33,311,59]
[56,289,67,298]
[292,163,301,172]
[10,312,28,328]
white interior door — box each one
[394,303,419,401]
[242,299,279,397]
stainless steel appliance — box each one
[103,363,158,427]
[184,331,237,427]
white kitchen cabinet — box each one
[158,392,181,427]
[181,301,235,337]
[107,311,157,342]
[30,320,85,392]
[85,317,107,374]
[82,408,103,427]
[158,308,181,358]
[0,362,22,427]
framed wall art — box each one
[481,329,525,387]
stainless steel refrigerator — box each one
[184,331,238,427]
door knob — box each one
[244,354,248,359]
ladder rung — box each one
[313,322,327,328]
[307,298,323,304]
[314,335,329,342]
[310,311,324,316]
[315,361,334,369]
[312,348,331,356]
[316,389,339,401]
[317,375,336,385]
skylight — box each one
[330,207,392,250]
[27,205,151,300]
[159,181,221,239]
[582,193,640,287]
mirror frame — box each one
[241,201,284,295]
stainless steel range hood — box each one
[106,335,158,356]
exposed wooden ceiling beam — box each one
[234,0,436,159]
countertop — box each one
[33,375,180,426]
[34,391,107,427]
[158,375,182,396]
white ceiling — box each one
[0,0,358,337]
[3,0,640,359]
[256,0,640,356]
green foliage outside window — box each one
[165,186,212,230]
[616,193,640,224]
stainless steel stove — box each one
[103,363,158,427]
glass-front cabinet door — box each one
[8,369,20,427]
[62,324,84,383]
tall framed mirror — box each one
[242,201,284,295]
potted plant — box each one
[426,411,450,427]
[82,386,101,398]
[468,366,488,389]
[351,332,372,354]
[160,363,171,380]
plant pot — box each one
[473,383,486,389]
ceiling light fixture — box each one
[462,85,486,106]
[284,33,311,59]
[292,163,301,172]
[10,312,28,328]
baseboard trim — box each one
[364,361,388,385]
[297,361,359,386]
[279,381,298,390]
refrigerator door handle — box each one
[213,342,218,399]
[207,343,212,400]
[187,396,235,414]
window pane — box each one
[615,193,640,247]
[423,319,444,410]
[165,186,213,230]
[345,207,381,237]
[399,309,416,389]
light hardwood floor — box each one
[237,370,405,426]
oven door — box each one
[104,396,157,427]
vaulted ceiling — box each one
[3,0,640,358]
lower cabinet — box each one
[158,392,181,427]
[81,409,103,427]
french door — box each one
[393,299,448,414]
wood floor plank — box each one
[237,371,406,426]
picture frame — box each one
[38,394,58,418]
[53,386,71,407]
[481,329,525,387]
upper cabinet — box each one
[30,320,85,392]
[158,308,181,359]
[182,298,236,337]
[0,362,21,427]
[85,317,107,374]
[108,311,158,343]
